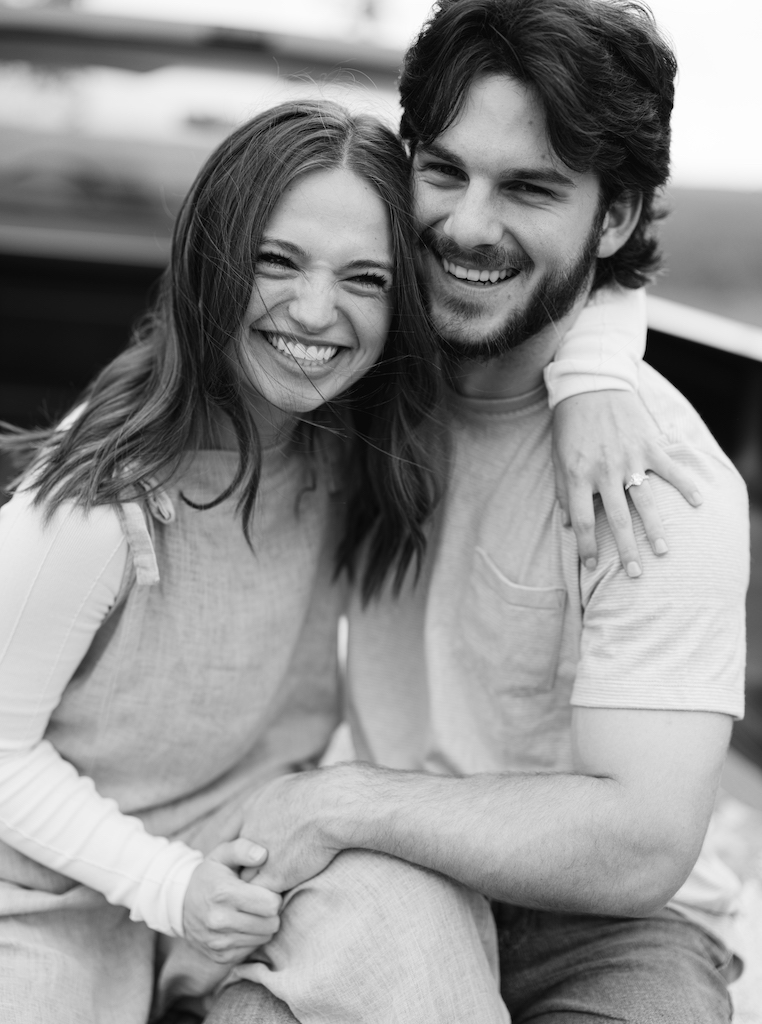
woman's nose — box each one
[287,279,339,334]
[443,184,504,250]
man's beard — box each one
[423,219,603,365]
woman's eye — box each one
[255,252,294,271]
[349,273,391,291]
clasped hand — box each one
[181,770,340,963]
[237,770,341,893]
[182,838,282,964]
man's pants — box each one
[493,902,734,1022]
[205,900,735,1024]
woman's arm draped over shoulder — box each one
[546,286,700,574]
[0,490,202,935]
[544,285,645,408]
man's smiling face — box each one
[412,74,607,359]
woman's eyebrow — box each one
[259,237,306,257]
[342,259,394,275]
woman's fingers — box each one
[571,467,695,575]
[201,906,281,952]
[566,467,646,573]
[579,472,668,576]
[566,486,599,570]
[199,912,281,963]
[234,881,282,918]
[646,446,703,508]
[225,907,281,939]
[562,443,704,576]
[597,480,643,577]
[552,390,705,576]
[182,850,283,964]
[192,879,281,958]
[624,474,668,558]
[207,836,268,871]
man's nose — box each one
[287,278,339,334]
[442,183,504,250]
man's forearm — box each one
[311,761,698,917]
[241,711,727,913]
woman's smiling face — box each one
[235,165,394,429]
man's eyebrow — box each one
[415,141,463,166]
[507,167,577,188]
[416,142,577,189]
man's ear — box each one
[597,192,643,258]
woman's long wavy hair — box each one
[0,100,444,599]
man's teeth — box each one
[441,259,519,283]
[266,334,339,363]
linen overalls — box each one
[0,448,344,1023]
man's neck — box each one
[447,332,555,400]
[447,301,584,400]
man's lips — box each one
[418,227,532,283]
[440,258,522,285]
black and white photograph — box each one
[0,1,761,1021]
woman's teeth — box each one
[441,259,519,284]
[265,333,339,363]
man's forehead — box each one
[421,74,579,185]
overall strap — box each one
[115,501,160,590]
[113,478,176,593]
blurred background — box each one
[0,0,760,767]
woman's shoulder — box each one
[0,484,127,570]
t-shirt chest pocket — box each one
[456,547,566,696]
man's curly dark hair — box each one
[399,0,677,291]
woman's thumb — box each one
[209,837,268,870]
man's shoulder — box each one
[638,363,737,473]
[574,367,749,718]
[633,364,749,548]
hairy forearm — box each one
[313,762,697,917]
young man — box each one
[208,1,748,1021]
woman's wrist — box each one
[131,841,203,937]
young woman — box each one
[0,99,692,1023]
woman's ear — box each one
[597,192,643,258]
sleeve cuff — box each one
[130,842,203,937]
[544,364,636,409]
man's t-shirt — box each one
[346,362,749,945]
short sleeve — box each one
[572,447,748,718]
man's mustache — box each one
[417,227,534,274]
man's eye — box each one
[508,182,553,198]
[420,162,463,180]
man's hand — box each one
[235,713,731,919]
[182,838,282,964]
[237,771,342,893]
[552,390,702,576]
